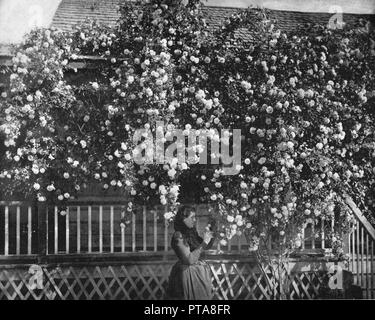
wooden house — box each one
[0,0,374,300]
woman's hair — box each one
[174,205,195,231]
[172,205,203,251]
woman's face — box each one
[183,211,196,229]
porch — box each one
[0,197,373,300]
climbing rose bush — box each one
[0,26,136,211]
[193,12,375,254]
[0,0,375,260]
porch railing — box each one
[345,196,375,299]
[0,199,333,258]
[0,202,36,256]
[1,197,374,299]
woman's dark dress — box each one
[165,231,215,300]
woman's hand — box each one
[203,230,213,245]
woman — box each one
[165,205,216,300]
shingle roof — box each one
[206,6,375,31]
[51,0,375,33]
[1,0,374,60]
[52,0,121,31]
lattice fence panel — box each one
[289,271,325,300]
[0,262,328,300]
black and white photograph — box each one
[0,0,374,308]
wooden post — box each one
[143,206,147,251]
[132,211,136,252]
[88,206,92,253]
[99,205,103,253]
[110,206,114,253]
[356,221,360,286]
[351,223,355,274]
[54,206,58,254]
[77,206,81,254]
[4,205,9,256]
[342,231,350,255]
[27,206,32,255]
[66,207,70,254]
[37,201,47,264]
[16,206,21,255]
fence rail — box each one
[0,202,36,256]
[0,201,336,258]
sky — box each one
[0,0,374,44]
[0,0,62,43]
